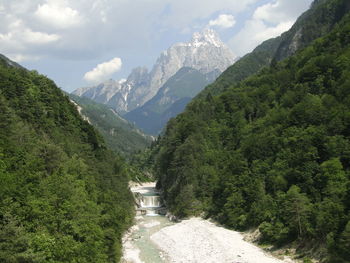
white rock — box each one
[72,29,236,113]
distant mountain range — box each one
[73,29,236,134]
[124,67,212,134]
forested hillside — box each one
[0,56,134,262]
[154,9,350,262]
[69,94,152,158]
[200,0,350,98]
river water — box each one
[122,183,294,263]
[121,183,172,263]
[122,215,173,263]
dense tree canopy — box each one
[69,94,152,159]
[0,57,134,262]
[154,10,350,262]
[199,0,350,98]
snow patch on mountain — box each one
[72,29,236,114]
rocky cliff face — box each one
[273,0,350,61]
[73,79,122,105]
[72,29,236,114]
[124,67,212,135]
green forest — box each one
[1,0,350,262]
[0,57,134,262]
[153,6,350,263]
[69,94,152,158]
[200,0,350,99]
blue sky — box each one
[0,0,313,92]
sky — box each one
[0,0,313,92]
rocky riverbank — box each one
[151,217,296,263]
[123,182,296,263]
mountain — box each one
[69,94,153,157]
[0,55,134,262]
[273,0,350,61]
[151,0,350,261]
[124,67,212,135]
[0,54,24,69]
[199,0,350,98]
[73,29,236,114]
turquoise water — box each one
[130,215,173,262]
[124,183,172,263]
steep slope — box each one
[273,0,350,60]
[124,67,211,135]
[153,4,350,262]
[73,29,235,113]
[0,55,134,262]
[0,54,24,69]
[73,79,128,106]
[69,94,153,157]
[200,0,350,97]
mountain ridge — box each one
[73,28,236,114]
[150,1,350,261]
[199,0,350,98]
[124,67,211,134]
[69,94,153,157]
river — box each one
[122,182,172,263]
[121,183,295,263]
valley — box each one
[122,183,295,263]
[1,0,350,262]
[73,29,236,135]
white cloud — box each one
[229,0,313,56]
[253,0,311,24]
[209,14,236,28]
[254,21,293,42]
[22,28,60,44]
[229,19,293,55]
[253,1,282,23]
[0,18,60,60]
[160,0,257,29]
[84,57,122,84]
[0,0,258,62]
[35,1,82,29]
[0,0,314,91]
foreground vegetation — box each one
[154,6,350,262]
[0,57,134,262]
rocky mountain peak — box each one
[104,79,118,86]
[154,28,235,79]
[127,66,150,86]
[191,28,222,48]
[73,29,236,114]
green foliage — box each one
[69,94,152,158]
[283,185,312,238]
[199,0,350,98]
[152,8,350,262]
[200,37,282,97]
[124,67,211,135]
[128,146,158,182]
[338,221,350,259]
[0,58,134,262]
